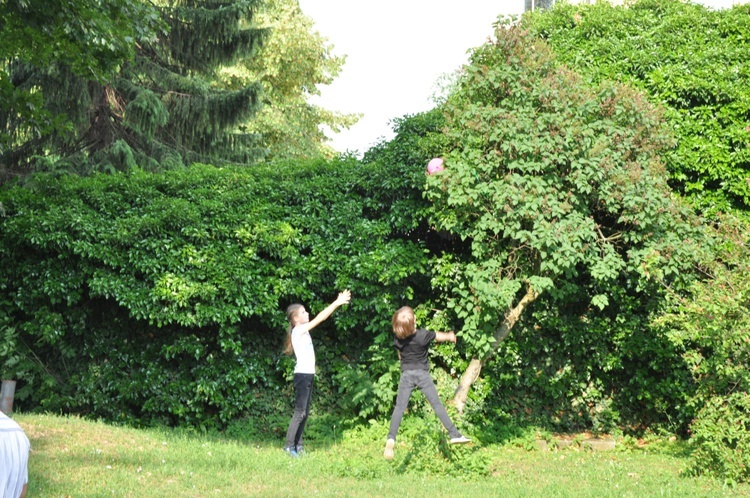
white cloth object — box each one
[291,325,316,374]
[0,411,30,498]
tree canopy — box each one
[0,0,165,179]
[0,0,162,76]
[425,18,704,411]
[2,0,268,177]
[1,0,358,179]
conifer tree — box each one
[0,0,164,180]
[2,0,268,176]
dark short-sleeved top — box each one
[393,328,436,372]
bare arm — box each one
[435,331,457,344]
[305,290,351,331]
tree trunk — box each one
[453,358,483,415]
[452,283,540,414]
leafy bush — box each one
[522,0,750,219]
[0,158,434,427]
[332,340,401,421]
[654,215,750,479]
[431,15,701,358]
[421,16,704,429]
[472,293,696,435]
[687,393,750,484]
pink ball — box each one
[426,157,445,175]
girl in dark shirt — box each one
[384,306,471,460]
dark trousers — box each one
[387,369,461,441]
[285,373,314,449]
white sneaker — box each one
[450,435,471,444]
[384,438,395,460]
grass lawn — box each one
[13,412,750,497]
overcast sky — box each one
[298,0,745,156]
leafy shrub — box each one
[0,158,433,427]
[654,215,750,478]
[332,342,401,421]
[522,0,750,219]
[421,15,703,432]
[686,393,750,484]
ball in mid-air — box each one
[426,157,445,175]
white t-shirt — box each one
[291,325,316,374]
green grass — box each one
[14,412,750,497]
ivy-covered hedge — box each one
[652,214,750,482]
[0,157,435,428]
[522,0,750,219]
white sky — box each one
[299,0,744,156]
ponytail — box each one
[284,304,303,356]
[283,327,294,356]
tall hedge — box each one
[522,0,750,219]
[0,157,433,428]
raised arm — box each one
[305,290,351,331]
[434,331,457,344]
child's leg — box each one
[295,376,315,450]
[387,370,417,441]
[414,370,462,439]
[284,373,314,449]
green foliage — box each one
[2,0,266,177]
[0,0,162,78]
[687,393,750,484]
[221,0,360,160]
[362,109,456,249]
[0,158,431,427]
[3,2,740,442]
[521,0,750,219]
[652,215,750,479]
[0,312,32,386]
[355,87,702,435]
[472,290,696,434]
[332,339,401,421]
[427,19,703,363]
[2,0,361,177]
[0,0,165,177]
[518,3,750,463]
[655,215,750,419]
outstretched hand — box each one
[336,289,351,306]
[447,331,457,344]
